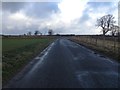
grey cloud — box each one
[2,2,59,18]
[2,2,60,35]
[87,2,117,14]
[2,2,26,13]
[87,2,113,9]
[77,2,117,24]
[2,1,117,35]
[24,2,59,18]
[78,10,90,24]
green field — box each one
[3,38,51,52]
[2,37,55,85]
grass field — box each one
[2,37,55,85]
[70,36,120,62]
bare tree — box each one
[116,27,120,36]
[34,30,39,35]
[111,25,119,36]
[110,25,119,52]
[96,14,116,49]
[39,32,42,35]
[96,14,116,36]
[27,31,32,36]
[48,29,53,35]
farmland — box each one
[2,36,56,85]
[3,36,119,88]
[70,35,120,62]
[2,35,120,87]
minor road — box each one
[5,38,119,88]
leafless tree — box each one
[27,31,32,36]
[48,29,53,35]
[96,14,116,49]
[116,26,120,36]
[111,25,119,36]
[34,30,42,36]
[96,14,116,36]
[109,25,119,52]
[34,30,39,35]
[39,32,42,35]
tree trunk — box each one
[103,30,106,49]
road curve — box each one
[5,38,119,88]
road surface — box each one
[5,38,119,88]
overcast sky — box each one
[1,0,119,35]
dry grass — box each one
[70,36,120,62]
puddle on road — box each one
[27,42,55,75]
[75,71,119,88]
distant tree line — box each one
[25,29,54,36]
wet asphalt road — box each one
[5,38,119,88]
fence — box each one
[71,35,120,60]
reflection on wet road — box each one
[5,38,119,88]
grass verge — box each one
[2,37,55,86]
[69,37,120,62]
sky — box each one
[1,0,119,35]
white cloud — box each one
[58,0,89,23]
[2,1,118,35]
[8,11,28,21]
